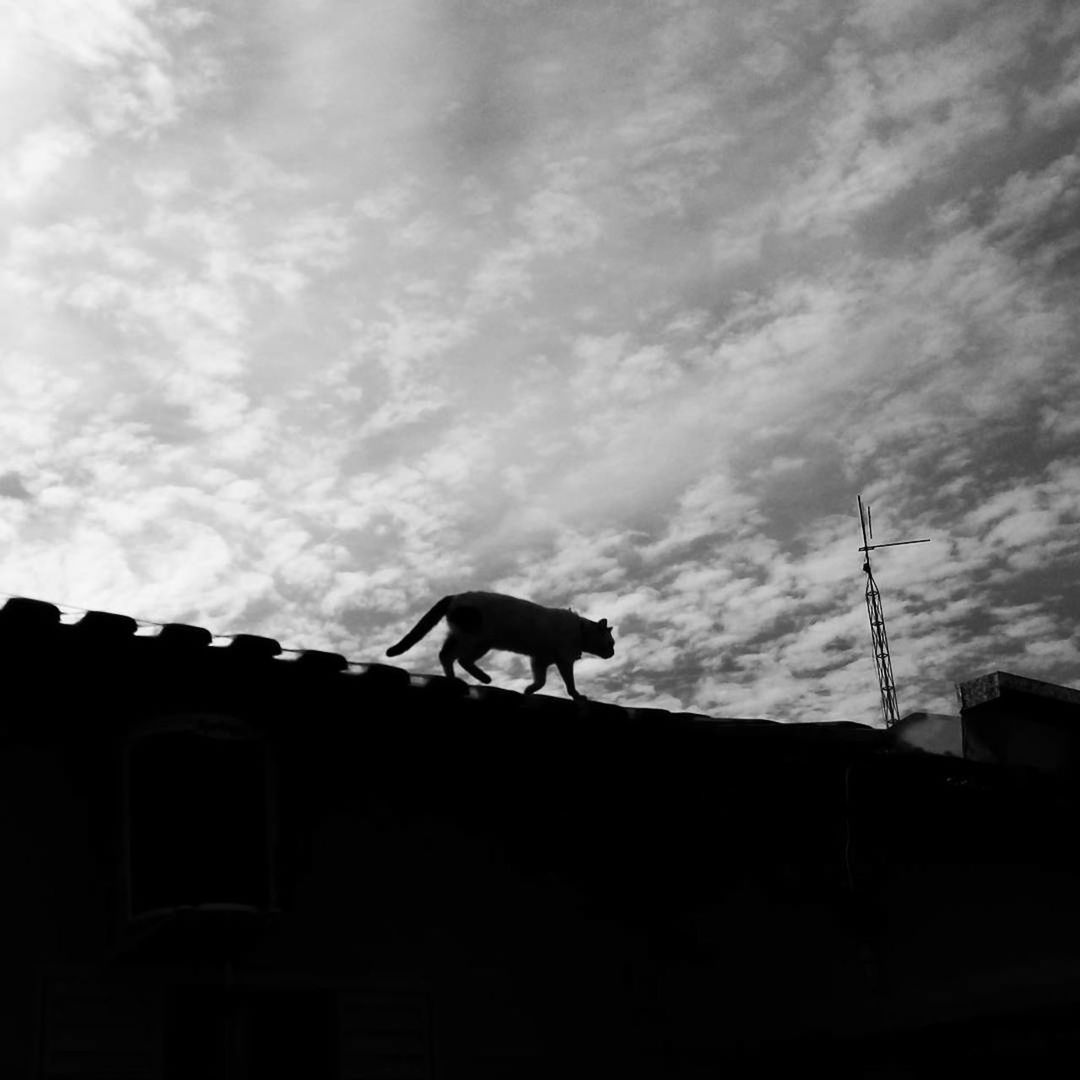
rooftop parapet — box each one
[958,670,1080,775]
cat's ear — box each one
[599,618,608,628]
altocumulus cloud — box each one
[2,0,1079,724]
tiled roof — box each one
[0,595,886,749]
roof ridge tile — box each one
[0,596,61,628]
[71,610,139,638]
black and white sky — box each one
[3,0,1080,723]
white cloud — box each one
[848,0,987,44]
[14,0,163,69]
[988,152,1080,244]
[1025,42,1080,126]
[466,243,533,311]
[0,125,93,203]
[517,188,602,254]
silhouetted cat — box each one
[386,591,615,700]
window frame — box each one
[118,713,280,935]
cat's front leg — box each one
[524,657,549,695]
[555,658,582,700]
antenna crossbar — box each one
[859,537,931,553]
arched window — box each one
[123,714,276,921]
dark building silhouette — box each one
[3,594,1080,1078]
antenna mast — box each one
[857,496,930,727]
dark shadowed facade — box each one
[3,595,1080,1079]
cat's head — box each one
[583,616,615,659]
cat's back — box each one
[452,591,547,620]
[450,591,576,652]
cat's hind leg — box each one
[456,642,492,684]
[459,660,492,684]
[438,636,461,681]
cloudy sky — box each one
[3,0,1079,724]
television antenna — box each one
[857,495,930,727]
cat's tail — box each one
[386,596,453,656]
